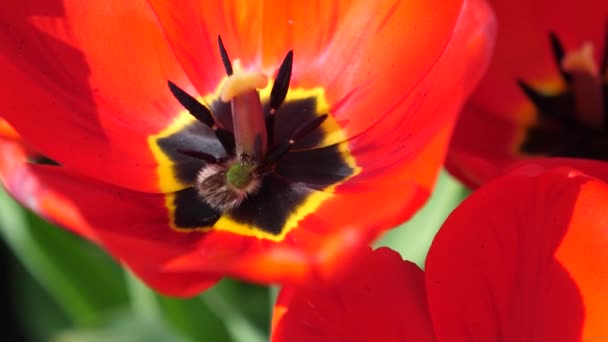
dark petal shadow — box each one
[0,2,103,148]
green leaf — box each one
[0,188,129,327]
[157,294,231,342]
[201,279,270,342]
[52,314,189,342]
[10,248,71,341]
[1,188,271,342]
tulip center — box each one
[189,62,268,211]
[164,36,335,215]
[518,31,608,159]
[154,35,358,239]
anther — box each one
[265,114,328,164]
[270,51,294,112]
[291,114,328,142]
[218,35,233,76]
[267,51,294,146]
[167,80,235,153]
[167,80,215,127]
[517,79,550,109]
[549,32,573,84]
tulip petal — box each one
[0,0,498,296]
[340,0,496,192]
[156,114,448,284]
[469,0,606,119]
[271,247,435,342]
[448,0,608,187]
[0,119,19,142]
[0,137,415,290]
[0,0,193,192]
[0,140,219,297]
[426,166,608,341]
[147,0,464,144]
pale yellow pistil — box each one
[562,42,606,129]
[220,66,268,103]
[195,60,270,211]
[220,60,269,162]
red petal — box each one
[158,184,425,285]
[426,166,608,341]
[0,0,495,294]
[137,0,495,286]
[158,125,455,286]
[0,135,419,291]
[470,0,606,119]
[0,140,218,297]
[0,119,19,142]
[159,103,473,288]
[447,0,608,187]
[347,0,496,187]
[147,0,464,142]
[0,1,192,192]
[271,247,435,342]
[445,105,519,187]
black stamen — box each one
[291,114,328,142]
[27,155,60,166]
[167,81,215,127]
[517,79,550,109]
[549,32,573,84]
[178,149,219,164]
[218,35,233,76]
[517,79,577,125]
[266,115,276,148]
[264,142,290,164]
[601,19,608,76]
[267,50,294,147]
[265,114,328,164]
[168,80,236,154]
[270,51,294,111]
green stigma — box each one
[226,161,256,189]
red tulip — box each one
[448,0,608,187]
[0,0,494,296]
